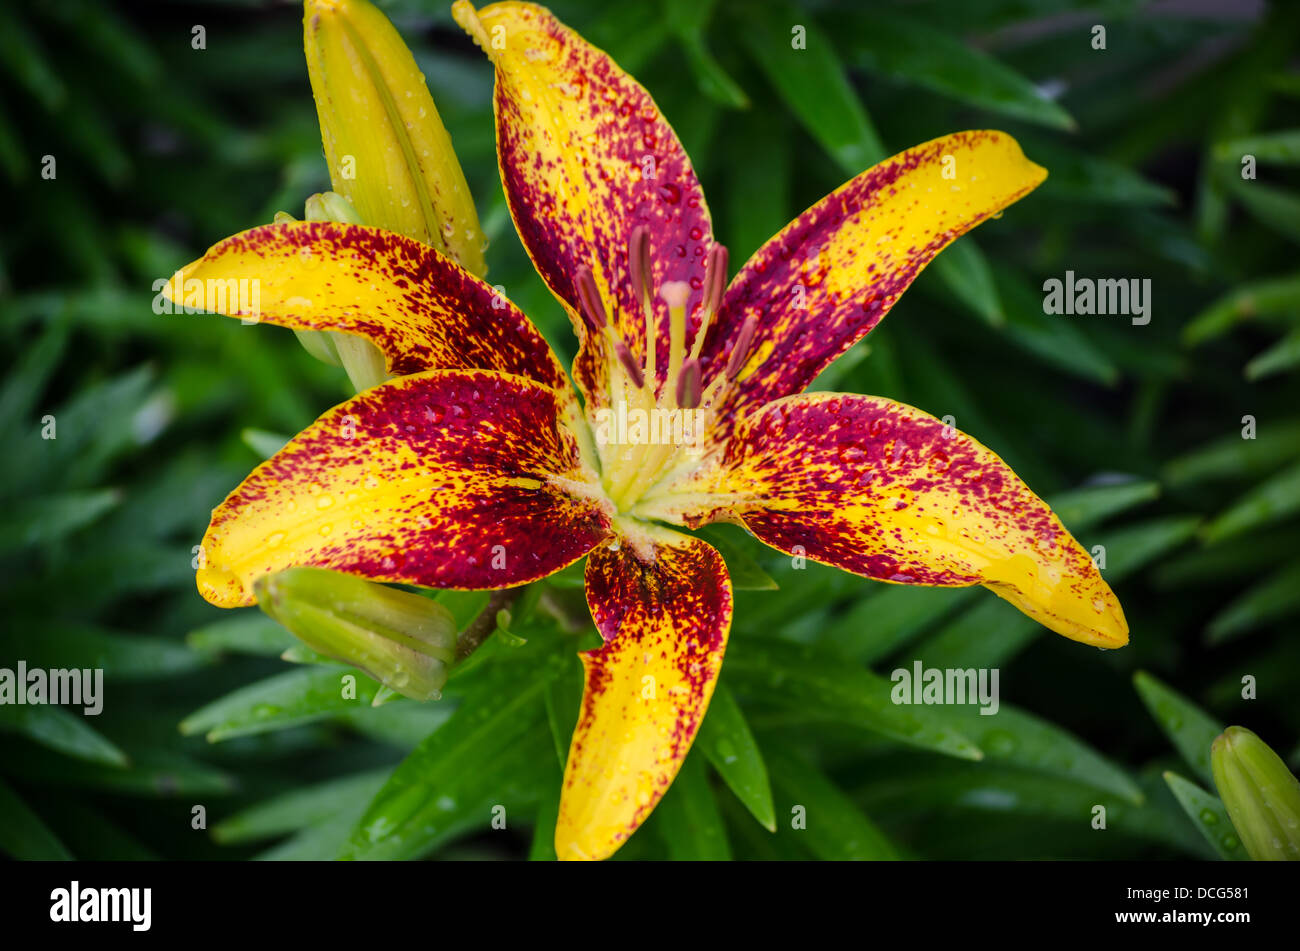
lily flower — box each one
[169,0,1127,860]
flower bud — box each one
[303,0,487,277]
[1211,725,1300,861]
[255,567,457,702]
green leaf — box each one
[542,653,583,770]
[213,769,390,844]
[1214,129,1300,164]
[0,703,127,767]
[765,743,897,859]
[844,11,1074,130]
[725,638,983,761]
[1203,460,1300,543]
[1206,560,1300,643]
[340,646,568,860]
[6,624,207,681]
[0,489,121,553]
[928,238,1003,326]
[1134,670,1224,787]
[855,764,1207,857]
[740,0,884,174]
[654,751,731,859]
[1225,178,1300,244]
[180,666,388,742]
[697,684,775,830]
[1246,329,1300,381]
[697,525,778,591]
[240,427,290,459]
[1049,480,1161,530]
[951,705,1144,804]
[186,611,294,658]
[1024,138,1176,206]
[528,779,561,861]
[0,777,71,860]
[8,746,236,797]
[1183,273,1300,345]
[1162,771,1248,861]
[994,264,1121,386]
[1164,421,1300,487]
[665,0,748,109]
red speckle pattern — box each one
[198,222,568,390]
[200,369,611,606]
[483,2,715,411]
[701,131,1042,444]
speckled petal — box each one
[557,527,732,860]
[700,131,1046,443]
[164,221,568,390]
[196,369,612,608]
[454,1,716,414]
[654,393,1126,649]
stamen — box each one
[676,358,702,409]
[689,243,728,361]
[725,313,760,381]
[574,265,607,333]
[614,340,645,389]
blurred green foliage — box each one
[2,0,1298,860]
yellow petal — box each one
[558,526,732,860]
[647,393,1127,649]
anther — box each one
[702,244,728,315]
[614,340,645,389]
[676,358,702,409]
[725,313,760,381]
[629,226,652,303]
[574,265,607,332]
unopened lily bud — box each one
[255,567,457,702]
[1211,726,1300,861]
[304,0,486,276]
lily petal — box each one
[650,393,1126,648]
[453,1,716,412]
[558,527,732,860]
[196,369,611,607]
[164,221,568,390]
[702,131,1046,443]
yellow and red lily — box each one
[170,1,1128,860]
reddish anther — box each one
[725,313,760,381]
[574,265,607,331]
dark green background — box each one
[1,0,1297,860]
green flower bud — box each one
[303,0,487,276]
[1211,725,1300,861]
[255,567,457,702]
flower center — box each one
[576,228,760,515]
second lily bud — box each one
[1211,725,1300,861]
[255,567,458,702]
